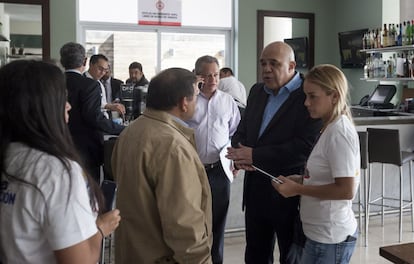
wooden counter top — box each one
[380,242,414,263]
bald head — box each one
[259,41,297,91]
[262,41,295,62]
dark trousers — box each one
[244,183,299,264]
[206,164,230,264]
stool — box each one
[355,131,368,246]
[366,128,414,242]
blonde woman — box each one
[273,64,360,264]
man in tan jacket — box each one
[112,67,212,263]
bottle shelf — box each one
[361,45,414,53]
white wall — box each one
[400,0,414,21]
[10,20,41,35]
[382,0,399,24]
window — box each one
[79,0,233,81]
[79,0,231,27]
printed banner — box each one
[138,0,181,26]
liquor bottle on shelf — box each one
[402,21,407,45]
[403,54,410,77]
[412,20,414,45]
[386,57,394,78]
[392,54,397,77]
[390,23,396,47]
[411,54,414,78]
[374,28,379,48]
[398,23,403,46]
[363,56,370,79]
[373,54,380,78]
[395,24,399,46]
[18,44,24,55]
[381,24,388,48]
[11,44,16,55]
[405,21,411,46]
[362,33,367,50]
[371,29,375,48]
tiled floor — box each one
[104,214,414,263]
[223,214,414,263]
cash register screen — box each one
[368,85,396,104]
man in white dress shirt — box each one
[218,67,247,113]
[186,55,241,264]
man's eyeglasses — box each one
[199,72,219,79]
[97,66,109,72]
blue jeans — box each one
[301,229,358,264]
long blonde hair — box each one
[305,64,353,126]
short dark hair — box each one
[129,62,143,71]
[60,42,86,70]
[90,54,108,65]
[220,67,234,76]
[194,55,219,75]
[146,68,196,111]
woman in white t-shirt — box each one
[0,60,121,264]
[272,64,360,264]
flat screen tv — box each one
[284,37,308,68]
[338,28,368,68]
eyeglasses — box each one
[97,66,109,72]
[199,72,219,79]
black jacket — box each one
[232,78,322,209]
[66,71,124,167]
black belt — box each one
[204,161,221,171]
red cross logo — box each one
[156,1,165,10]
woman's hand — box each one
[54,209,121,264]
[96,209,121,238]
[271,175,302,198]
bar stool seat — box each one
[366,128,414,243]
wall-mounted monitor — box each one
[338,28,368,68]
[284,37,308,68]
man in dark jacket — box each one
[226,41,322,264]
[60,42,125,183]
[125,61,149,87]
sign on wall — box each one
[138,0,182,26]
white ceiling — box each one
[4,3,41,22]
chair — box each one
[103,137,118,181]
[366,128,414,243]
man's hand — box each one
[105,103,126,115]
[226,143,254,171]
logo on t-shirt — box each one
[0,180,16,205]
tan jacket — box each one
[112,108,212,264]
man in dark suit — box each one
[226,41,322,264]
[60,42,125,183]
[101,66,123,103]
